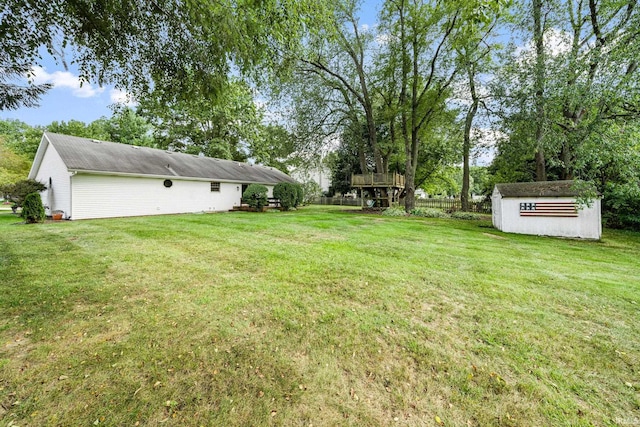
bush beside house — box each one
[273,182,299,211]
[21,192,46,223]
[243,184,268,210]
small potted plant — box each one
[52,210,64,220]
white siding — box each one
[496,196,601,239]
[71,174,248,220]
[291,166,331,192]
[32,142,71,218]
[491,187,502,231]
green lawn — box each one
[1,206,639,426]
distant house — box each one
[290,165,332,193]
[28,132,296,220]
[492,180,601,239]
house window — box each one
[210,182,221,192]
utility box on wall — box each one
[492,181,601,240]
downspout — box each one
[69,171,77,219]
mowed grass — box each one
[1,206,639,426]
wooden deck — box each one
[351,173,405,189]
[350,173,405,208]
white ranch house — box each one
[29,132,296,220]
[492,180,601,239]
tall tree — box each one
[139,79,264,161]
[494,0,640,182]
[0,119,43,159]
[46,120,109,141]
[252,124,298,173]
[0,0,331,109]
[379,0,504,211]
[456,23,497,210]
[101,107,154,147]
[0,60,52,110]
[0,137,31,186]
[291,0,387,173]
[532,0,548,181]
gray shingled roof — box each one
[494,180,593,197]
[44,132,295,184]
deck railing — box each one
[351,173,405,188]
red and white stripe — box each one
[520,202,578,217]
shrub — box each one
[451,211,483,220]
[294,183,304,207]
[243,184,268,210]
[21,192,46,223]
[273,182,297,211]
[382,206,408,217]
[301,180,322,205]
[602,182,640,231]
[410,207,450,218]
[1,179,47,208]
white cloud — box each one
[31,66,104,98]
[110,88,137,106]
[515,28,572,59]
[375,33,390,45]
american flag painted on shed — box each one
[519,201,578,217]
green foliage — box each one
[0,119,43,159]
[382,206,408,217]
[252,124,298,173]
[451,211,483,220]
[1,0,326,111]
[294,183,304,207]
[409,208,450,218]
[20,192,45,223]
[0,61,52,110]
[101,106,154,146]
[47,119,109,140]
[139,79,262,161]
[301,180,322,204]
[242,184,268,210]
[470,166,491,195]
[421,166,462,197]
[273,182,298,211]
[327,143,363,196]
[572,180,599,210]
[602,182,640,231]
[1,179,47,208]
[0,138,31,186]
[385,206,483,220]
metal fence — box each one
[312,197,492,213]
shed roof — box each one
[494,180,590,197]
[40,132,295,184]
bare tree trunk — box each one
[533,0,547,181]
[462,64,479,211]
[404,154,416,211]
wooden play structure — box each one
[351,172,405,208]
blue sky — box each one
[0,1,383,127]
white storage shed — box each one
[28,132,296,220]
[492,181,601,239]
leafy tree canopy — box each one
[0,0,335,110]
[0,137,31,187]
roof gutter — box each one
[68,169,290,186]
